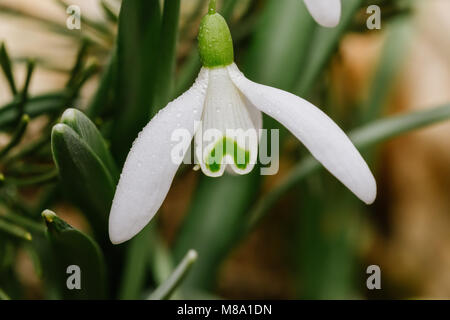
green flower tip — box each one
[208,0,216,14]
[198,12,234,68]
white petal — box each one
[228,63,376,204]
[109,68,209,244]
[195,67,259,177]
[304,0,341,28]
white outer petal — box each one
[304,0,341,28]
[228,64,376,204]
[109,68,209,244]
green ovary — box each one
[205,137,250,173]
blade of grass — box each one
[0,114,30,158]
[111,0,161,163]
[60,108,119,180]
[362,17,412,122]
[153,0,181,113]
[148,249,198,300]
[174,172,259,290]
[42,209,107,299]
[0,203,45,234]
[0,288,10,300]
[118,225,153,300]
[3,169,58,187]
[66,40,89,88]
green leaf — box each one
[153,0,181,113]
[86,48,118,119]
[173,0,316,292]
[362,17,412,122]
[148,249,198,300]
[244,0,314,90]
[60,108,119,181]
[245,103,450,231]
[51,123,115,239]
[0,287,10,300]
[295,178,360,298]
[294,0,363,96]
[66,40,89,88]
[118,225,153,300]
[111,0,161,164]
[0,91,69,129]
[0,42,17,95]
[0,114,29,158]
[42,210,106,299]
[100,0,119,24]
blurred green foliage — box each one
[0,0,448,300]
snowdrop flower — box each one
[304,0,342,28]
[108,4,375,244]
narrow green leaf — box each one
[51,123,115,238]
[54,0,114,40]
[100,0,119,23]
[86,48,117,118]
[246,103,450,231]
[68,59,100,100]
[3,169,58,187]
[0,4,106,47]
[17,59,35,118]
[148,249,198,300]
[153,0,181,112]
[0,42,17,95]
[0,288,10,300]
[66,40,89,88]
[174,172,259,290]
[0,203,45,234]
[295,179,360,299]
[362,17,412,122]
[0,218,32,241]
[118,225,152,300]
[60,108,119,180]
[112,0,161,163]
[42,209,107,299]
[0,114,30,158]
[222,0,239,20]
[294,0,363,96]
[0,91,69,129]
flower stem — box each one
[208,0,216,14]
[148,249,198,300]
